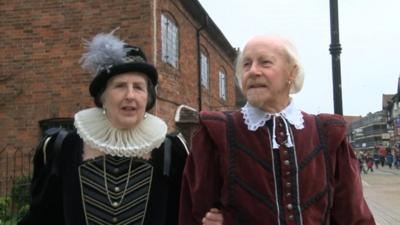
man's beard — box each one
[246,90,267,109]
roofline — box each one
[178,0,237,62]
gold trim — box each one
[79,155,154,225]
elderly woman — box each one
[19,31,222,225]
[179,35,375,225]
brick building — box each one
[0,0,238,156]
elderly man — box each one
[179,35,375,225]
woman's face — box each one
[102,72,149,130]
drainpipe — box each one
[196,15,209,111]
[152,0,158,116]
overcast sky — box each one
[199,0,400,116]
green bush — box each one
[11,175,31,211]
[0,176,31,224]
[16,204,29,223]
[0,197,12,224]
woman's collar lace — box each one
[74,108,167,159]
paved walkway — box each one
[361,167,400,225]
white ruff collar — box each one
[241,99,304,131]
[74,108,167,159]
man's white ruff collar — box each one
[241,99,304,131]
[241,100,304,149]
[241,100,304,131]
[74,108,167,159]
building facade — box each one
[385,77,400,148]
[349,111,390,152]
[343,115,362,143]
[0,0,238,156]
[349,94,395,152]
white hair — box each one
[235,36,305,94]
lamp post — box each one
[329,0,343,115]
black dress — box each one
[20,131,187,225]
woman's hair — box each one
[146,79,156,110]
[235,36,305,94]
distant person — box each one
[358,157,367,174]
[366,155,374,173]
[386,151,394,169]
[179,35,376,224]
[373,152,380,169]
[395,150,400,169]
[379,147,387,167]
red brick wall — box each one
[0,0,236,152]
[0,0,154,151]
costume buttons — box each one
[288,214,294,220]
[286,182,291,188]
[286,171,291,176]
[286,192,291,197]
[279,131,285,136]
[284,160,290,166]
[112,217,118,222]
[114,186,120,192]
[287,204,293,210]
[283,150,288,155]
[113,168,119,173]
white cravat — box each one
[241,99,304,149]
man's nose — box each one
[249,63,261,75]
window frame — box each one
[161,13,179,68]
[200,51,209,88]
[219,69,227,101]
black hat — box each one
[80,31,158,110]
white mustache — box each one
[246,79,268,88]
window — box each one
[219,70,227,100]
[200,52,208,88]
[161,14,179,68]
[39,118,75,138]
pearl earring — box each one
[144,113,148,118]
[102,108,106,115]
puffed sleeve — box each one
[323,118,376,224]
[179,124,223,225]
[18,130,68,225]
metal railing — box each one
[0,146,34,225]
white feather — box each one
[80,30,128,76]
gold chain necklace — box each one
[103,156,134,208]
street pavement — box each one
[361,166,400,225]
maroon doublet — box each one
[179,111,375,225]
